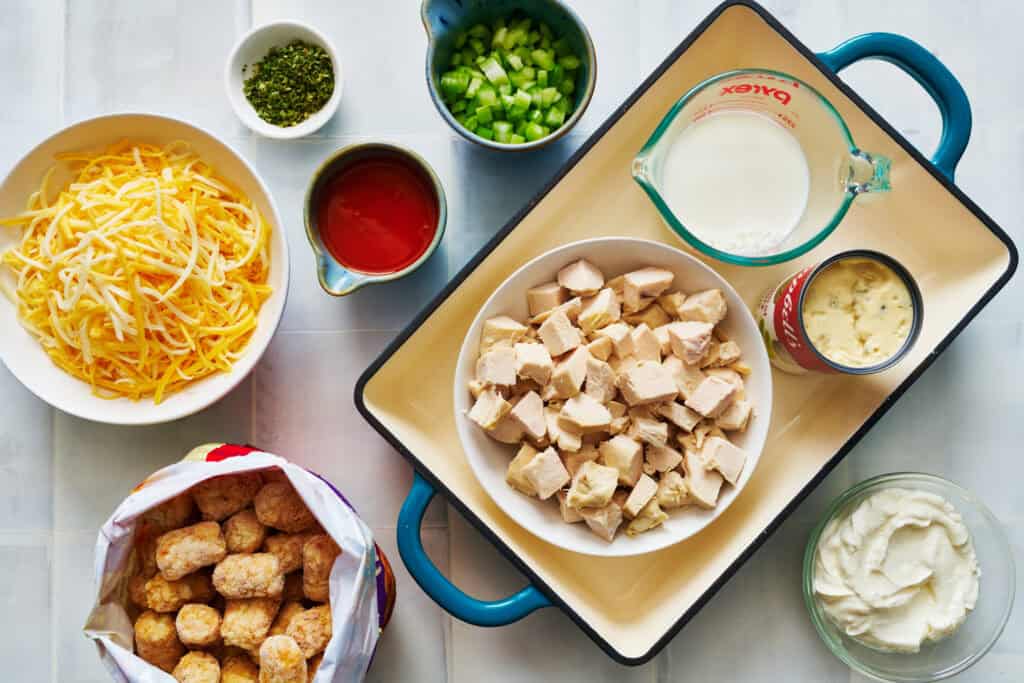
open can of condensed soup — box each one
[756,250,923,375]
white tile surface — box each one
[0,1,1021,682]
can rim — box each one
[795,249,924,375]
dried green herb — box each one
[243,40,334,127]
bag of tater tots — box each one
[83,443,396,683]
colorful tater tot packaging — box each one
[83,443,396,682]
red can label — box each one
[757,267,835,374]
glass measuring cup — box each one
[633,68,890,266]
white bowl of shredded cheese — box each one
[0,113,288,424]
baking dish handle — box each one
[817,32,972,182]
[397,472,552,626]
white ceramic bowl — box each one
[0,113,289,425]
[454,238,773,556]
[225,21,343,139]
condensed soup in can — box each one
[756,250,923,375]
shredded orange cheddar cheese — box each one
[0,141,272,403]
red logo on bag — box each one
[206,443,259,462]
[720,83,792,105]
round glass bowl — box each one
[803,473,1015,682]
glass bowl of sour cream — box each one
[803,473,1015,682]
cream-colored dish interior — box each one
[362,4,1011,662]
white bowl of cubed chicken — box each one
[454,238,773,556]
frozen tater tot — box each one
[281,572,304,603]
[175,604,222,648]
[128,575,149,609]
[286,605,332,658]
[261,468,290,485]
[221,653,260,683]
[145,572,215,613]
[136,529,160,578]
[172,651,220,683]
[221,597,280,650]
[143,493,195,532]
[306,653,323,683]
[225,509,268,554]
[269,601,306,638]
[302,535,341,603]
[254,483,317,533]
[193,473,263,521]
[259,635,307,683]
[263,532,314,574]
[213,553,284,599]
[134,610,185,673]
[157,521,227,580]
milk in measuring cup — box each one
[661,111,810,256]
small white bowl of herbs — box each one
[225,21,343,139]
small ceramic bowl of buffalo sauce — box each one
[304,142,447,296]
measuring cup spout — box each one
[848,150,892,195]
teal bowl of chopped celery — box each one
[421,0,596,150]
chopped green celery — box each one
[515,120,527,135]
[524,122,547,141]
[469,38,485,55]
[507,53,524,71]
[492,16,506,30]
[466,76,483,99]
[493,120,513,143]
[503,27,526,50]
[531,49,555,70]
[475,105,493,124]
[510,133,525,144]
[512,89,532,111]
[558,77,575,95]
[474,54,486,66]
[507,107,525,122]
[527,30,540,45]
[451,53,463,66]
[544,107,565,127]
[455,32,467,48]
[464,115,478,131]
[467,23,490,39]
[513,46,533,66]
[552,37,571,57]
[528,85,542,107]
[440,70,470,97]
[500,93,516,110]
[549,64,564,86]
[558,55,581,70]
[527,108,543,124]
[454,112,468,125]
[539,22,553,39]
[554,95,570,113]
[492,26,508,48]
[480,57,509,85]
[540,87,558,108]
[514,17,532,32]
[537,69,548,87]
[476,126,494,140]
[498,83,512,96]
[451,99,467,113]
[476,85,498,107]
[540,36,551,50]
[508,66,535,89]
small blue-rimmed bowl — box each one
[421,0,596,151]
[304,142,447,296]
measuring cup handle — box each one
[817,32,972,182]
[397,472,552,626]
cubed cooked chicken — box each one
[468,259,756,543]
